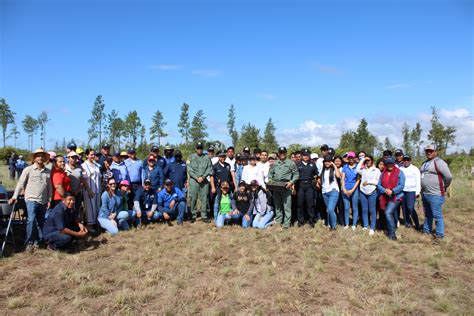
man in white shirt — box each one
[225,146,236,172]
[242,155,266,189]
[257,150,271,185]
[400,154,421,229]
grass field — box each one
[1,165,473,314]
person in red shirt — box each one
[51,156,72,208]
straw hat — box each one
[30,148,50,161]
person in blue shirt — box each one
[43,192,88,251]
[134,179,159,224]
[164,150,187,191]
[110,152,130,184]
[98,178,130,235]
[143,145,167,171]
[15,155,27,179]
[124,148,143,191]
[156,179,187,225]
[164,145,176,165]
[234,153,245,187]
[142,154,164,192]
[341,151,361,230]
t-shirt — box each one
[66,164,83,193]
[43,202,78,238]
[52,167,72,201]
[321,169,340,194]
[219,194,232,214]
[234,191,251,214]
[342,164,359,190]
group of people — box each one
[8,139,452,252]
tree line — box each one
[0,96,459,157]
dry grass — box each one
[0,168,473,314]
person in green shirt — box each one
[268,146,299,228]
[187,142,213,223]
[214,181,240,228]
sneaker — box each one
[362,227,368,231]
[352,226,356,231]
[344,225,349,230]
[25,244,34,253]
[47,244,57,252]
[177,221,183,226]
[397,221,400,228]
[369,229,375,236]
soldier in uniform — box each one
[187,141,213,223]
[268,147,299,229]
[296,148,319,227]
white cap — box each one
[310,153,319,159]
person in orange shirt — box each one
[51,156,72,208]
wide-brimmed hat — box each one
[30,148,50,161]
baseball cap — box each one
[102,143,111,149]
[403,154,411,160]
[127,148,136,154]
[164,179,174,185]
[383,150,393,157]
[238,180,247,187]
[310,153,319,160]
[120,151,128,157]
[67,142,77,150]
[323,155,333,162]
[119,180,130,187]
[195,141,204,149]
[208,146,215,152]
[320,144,329,151]
[248,154,257,160]
[243,146,250,153]
[144,179,152,185]
[67,151,79,158]
[424,144,436,151]
[347,151,356,158]
[269,153,277,160]
[174,150,183,157]
[395,149,404,156]
[250,179,259,187]
[385,157,396,165]
[151,145,159,152]
[302,148,311,156]
[278,146,287,153]
[217,150,226,157]
[164,145,173,151]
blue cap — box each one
[385,157,395,165]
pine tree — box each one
[427,106,456,155]
[261,118,278,152]
[87,95,106,146]
[178,103,191,144]
[124,110,142,148]
[0,98,15,148]
[150,110,168,147]
[401,122,411,155]
[22,115,39,151]
[227,104,238,146]
[383,137,395,153]
[410,122,423,158]
[189,110,208,143]
[338,131,356,154]
[354,118,377,155]
[37,111,49,149]
[8,123,20,148]
[238,123,260,149]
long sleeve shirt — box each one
[400,164,421,195]
[98,191,122,218]
[187,153,213,181]
[13,163,52,204]
[268,159,299,184]
[377,170,406,201]
[157,187,186,212]
[356,160,381,195]
[241,164,266,188]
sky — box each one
[1,0,473,152]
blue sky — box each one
[1,0,473,151]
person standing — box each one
[81,149,102,233]
[241,155,265,189]
[142,154,164,192]
[207,146,219,165]
[51,156,72,208]
[377,157,406,240]
[9,149,52,252]
[164,150,187,191]
[210,151,234,219]
[268,146,299,229]
[257,150,271,185]
[295,149,318,228]
[15,155,27,179]
[66,151,86,220]
[225,146,236,172]
[357,155,381,236]
[124,148,143,192]
[317,155,341,230]
[187,142,213,223]
[420,144,452,239]
[163,146,175,165]
[110,152,130,184]
[98,143,111,170]
[341,151,361,230]
[400,154,421,229]
[8,152,17,180]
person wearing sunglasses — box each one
[98,177,130,235]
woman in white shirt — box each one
[317,155,341,230]
[82,149,102,232]
[356,155,381,236]
[400,154,421,229]
[241,155,266,189]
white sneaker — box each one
[344,225,349,230]
[362,227,368,231]
[352,226,356,231]
[369,229,375,236]
[397,221,400,228]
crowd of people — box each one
[7,140,453,253]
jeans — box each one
[46,232,74,250]
[155,201,187,223]
[336,191,345,225]
[360,191,377,230]
[385,200,401,238]
[215,212,244,228]
[25,201,47,245]
[402,191,420,228]
[323,189,339,229]
[252,211,274,229]
[343,189,359,227]
[98,211,130,236]
[242,213,253,228]
[422,194,445,237]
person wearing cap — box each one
[400,154,421,230]
[268,146,299,229]
[341,151,361,230]
[233,180,254,228]
[187,141,213,223]
[394,149,404,168]
[163,146,175,165]
[257,150,270,184]
[214,181,240,228]
[134,179,159,224]
[9,148,52,252]
[310,153,319,164]
[146,145,167,170]
[207,146,219,165]
[356,155,381,235]
[295,148,318,227]
[317,155,342,230]
[225,146,236,172]
[42,192,88,251]
[63,142,77,164]
[316,145,329,172]
[81,149,102,233]
[124,148,143,192]
[377,157,406,240]
[118,180,136,223]
[382,150,393,161]
[111,152,130,184]
[234,153,245,185]
[98,177,131,235]
[66,151,86,218]
[76,147,85,163]
[98,143,112,169]
[15,154,27,179]
[420,144,452,239]
[242,147,251,156]
[242,154,266,190]
[164,150,187,191]
[51,155,72,209]
[254,148,262,160]
[142,154,164,192]
[250,179,274,229]
[46,151,57,170]
[210,150,235,220]
[157,179,187,225]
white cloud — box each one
[257,93,276,100]
[149,64,184,70]
[440,108,470,119]
[192,69,222,78]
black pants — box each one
[297,182,315,225]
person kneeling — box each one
[250,180,274,229]
[157,179,187,225]
[98,178,130,235]
[43,192,88,251]
[214,181,241,228]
